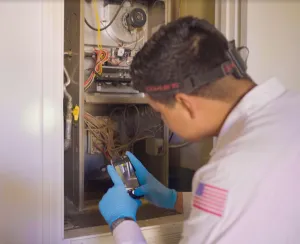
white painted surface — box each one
[0,1,65,244]
[245,1,300,89]
[215,0,241,44]
[0,2,43,244]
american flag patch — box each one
[193,182,228,217]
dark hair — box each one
[130,16,232,104]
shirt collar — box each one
[232,77,286,118]
[210,77,286,156]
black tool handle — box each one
[128,189,144,200]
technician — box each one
[99,17,300,243]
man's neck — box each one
[216,79,256,136]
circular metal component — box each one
[104,3,147,44]
[126,8,147,28]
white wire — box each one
[122,29,145,49]
[100,19,145,50]
[169,141,190,149]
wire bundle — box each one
[84,106,164,159]
[84,0,146,90]
[84,112,117,159]
[84,0,110,91]
[84,49,109,90]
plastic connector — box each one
[117,48,125,57]
[72,105,80,121]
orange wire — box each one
[84,49,109,87]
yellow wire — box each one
[179,0,182,16]
[92,0,102,49]
[92,0,103,75]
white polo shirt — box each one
[113,77,300,244]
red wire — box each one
[84,49,109,87]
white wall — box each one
[246,1,300,90]
[0,2,43,243]
[0,1,65,244]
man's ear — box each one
[174,93,196,119]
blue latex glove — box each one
[127,151,177,209]
[99,165,142,227]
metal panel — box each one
[64,0,170,213]
[84,93,147,104]
[133,124,169,186]
[64,0,85,209]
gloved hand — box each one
[99,165,142,227]
[127,151,177,209]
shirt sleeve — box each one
[113,220,146,244]
[178,148,274,244]
[179,166,229,244]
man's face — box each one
[147,94,211,141]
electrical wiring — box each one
[168,132,174,143]
[64,66,73,151]
[168,131,191,148]
[112,123,163,153]
[84,111,131,157]
[86,0,144,50]
[86,4,144,72]
[84,112,117,158]
[122,29,145,49]
[110,105,141,155]
[169,141,190,149]
[111,107,164,153]
[85,0,127,32]
[128,34,138,50]
[124,105,140,138]
[107,49,133,67]
[97,10,144,50]
[111,135,155,153]
[84,49,109,90]
[92,0,102,50]
[94,49,109,74]
[85,106,164,157]
[152,0,164,8]
[84,1,114,91]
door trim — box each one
[215,0,247,46]
[41,0,65,243]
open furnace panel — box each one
[64,0,175,232]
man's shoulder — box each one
[252,87,300,119]
[215,88,300,155]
